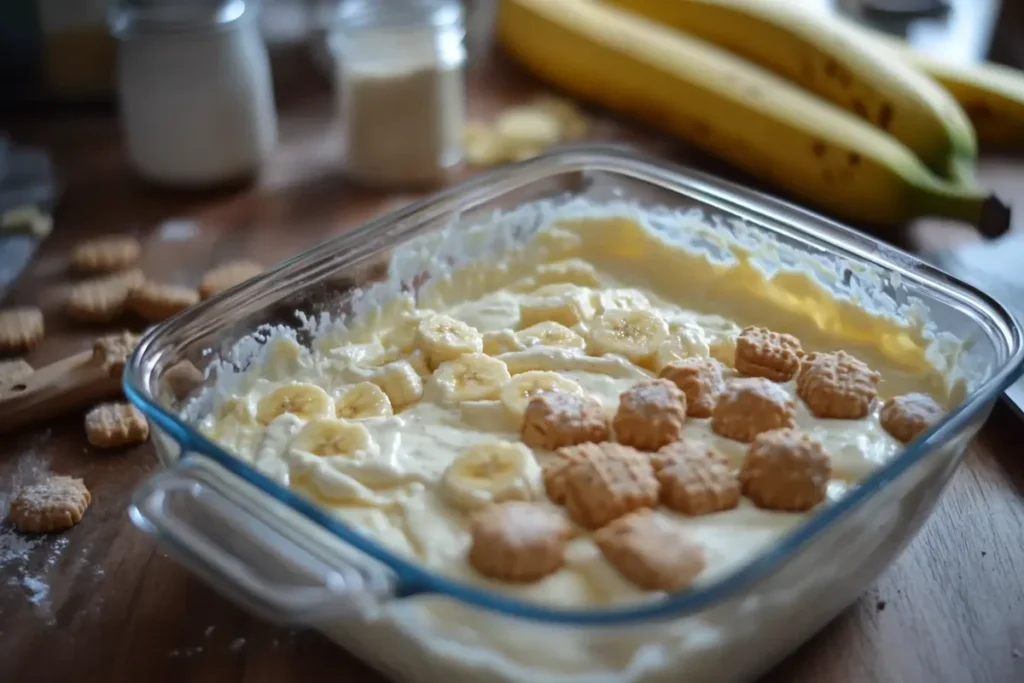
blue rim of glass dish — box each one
[123,147,1024,626]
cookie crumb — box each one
[8,476,91,533]
[612,379,687,451]
[594,511,705,591]
[85,402,150,448]
[711,378,795,443]
[797,351,880,419]
[879,393,944,443]
[734,326,802,382]
[0,307,44,354]
[522,392,609,450]
[740,428,831,511]
[561,442,658,528]
[468,502,573,582]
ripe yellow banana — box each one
[605,0,978,177]
[850,26,1024,147]
[497,0,1010,234]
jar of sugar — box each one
[329,0,467,188]
[109,0,278,188]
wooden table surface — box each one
[2,34,1024,683]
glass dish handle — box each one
[130,458,397,625]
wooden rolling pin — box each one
[0,332,138,435]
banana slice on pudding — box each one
[441,440,543,510]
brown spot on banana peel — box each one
[848,153,862,167]
[878,103,894,130]
[852,99,869,120]
[812,142,827,157]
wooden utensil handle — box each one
[0,350,123,436]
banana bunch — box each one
[497,0,1016,235]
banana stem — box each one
[917,188,1011,238]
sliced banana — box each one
[290,417,376,459]
[587,308,669,367]
[595,288,651,314]
[440,440,542,510]
[335,382,394,419]
[654,320,713,371]
[433,352,512,403]
[256,383,334,424]
[518,284,596,329]
[372,360,424,408]
[381,310,433,355]
[515,321,586,349]
[262,337,312,380]
[416,313,484,367]
[499,370,584,417]
[326,340,386,370]
[216,396,255,425]
[534,258,602,288]
[483,329,525,356]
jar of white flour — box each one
[109,0,278,188]
[330,0,467,188]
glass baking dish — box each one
[123,146,1024,683]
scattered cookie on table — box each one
[734,326,803,382]
[85,401,150,448]
[67,268,145,323]
[71,235,141,275]
[127,281,199,321]
[0,357,33,390]
[880,393,945,443]
[740,428,831,512]
[594,510,706,592]
[468,501,573,583]
[797,350,880,419]
[8,476,91,534]
[612,379,688,451]
[199,260,263,299]
[93,331,141,378]
[0,306,44,354]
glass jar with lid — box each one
[329,0,467,188]
[109,0,278,188]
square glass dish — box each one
[124,146,1024,683]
